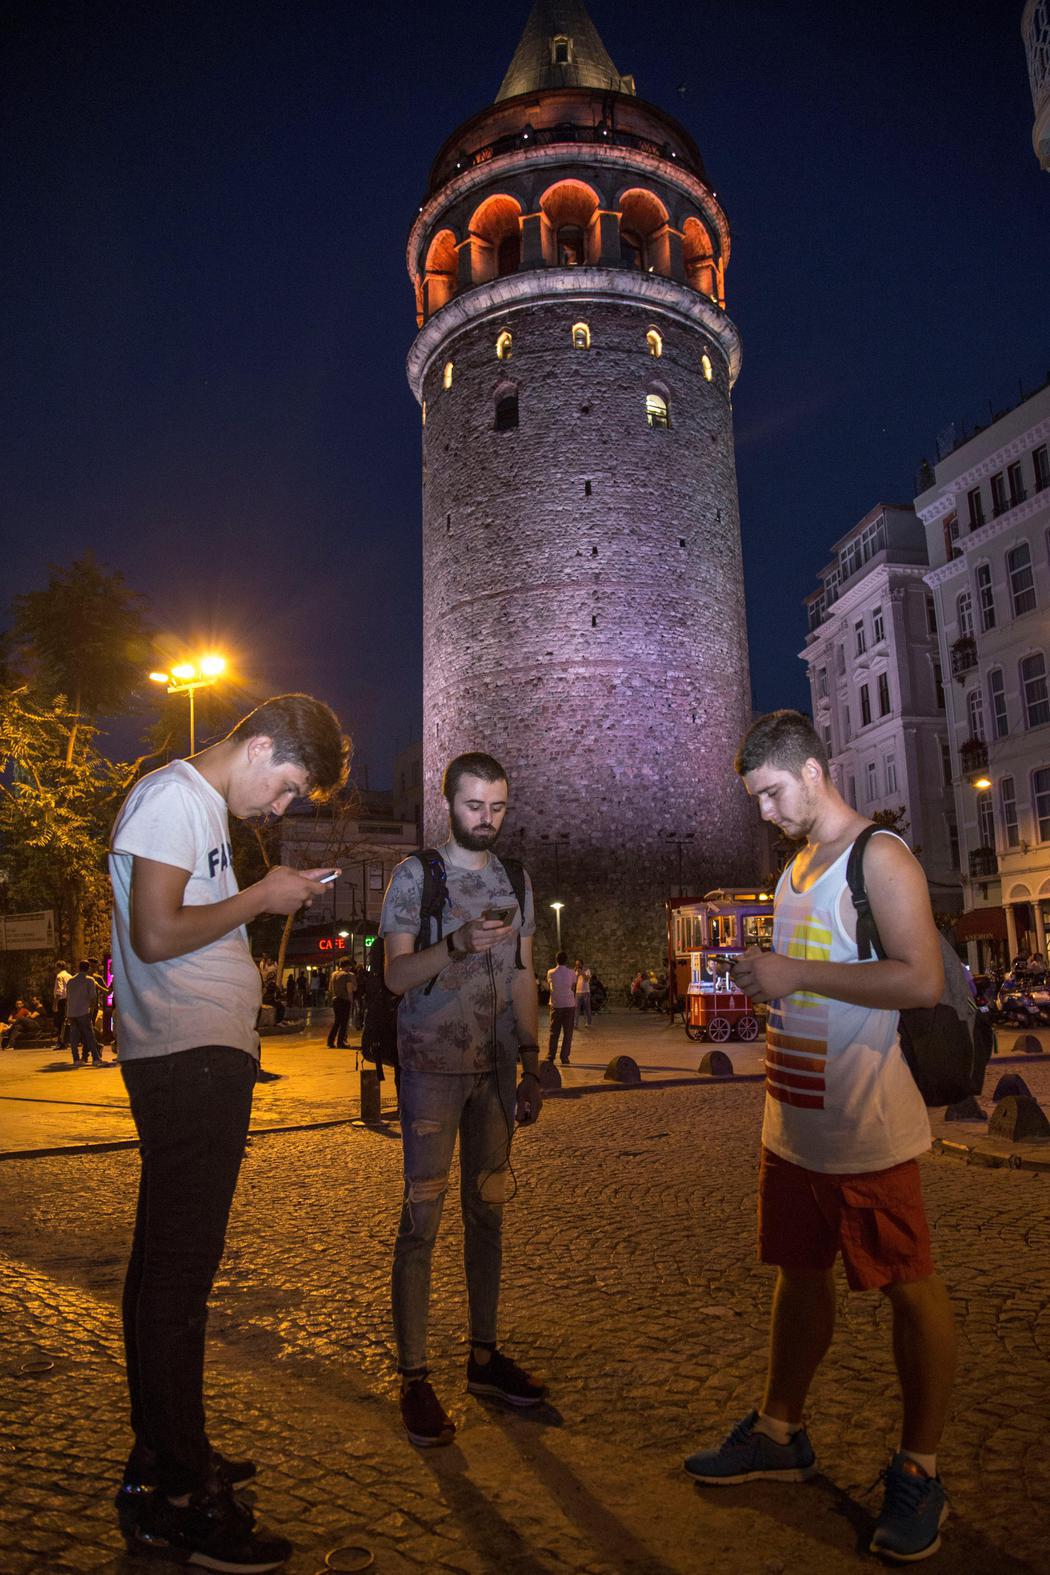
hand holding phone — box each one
[483,905,517,924]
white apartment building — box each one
[802,504,961,910]
[917,380,1050,969]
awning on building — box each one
[954,907,1007,943]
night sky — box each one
[4,0,1047,785]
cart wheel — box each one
[738,1015,759,1042]
[708,1017,731,1043]
[684,1022,705,1042]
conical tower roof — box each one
[496,0,633,102]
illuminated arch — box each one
[468,193,522,283]
[496,329,513,361]
[646,327,663,358]
[619,188,670,273]
[442,361,454,390]
[539,178,601,266]
[422,229,457,321]
[645,378,671,428]
[572,321,591,350]
[701,350,713,382]
[683,216,718,300]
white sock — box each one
[754,1411,802,1446]
[901,1449,937,1477]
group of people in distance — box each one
[106,695,954,1571]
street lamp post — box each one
[149,655,227,754]
[550,900,564,949]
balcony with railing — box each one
[951,636,978,680]
[959,737,989,774]
[969,846,999,878]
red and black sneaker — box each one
[400,1376,456,1447]
[467,1347,547,1407]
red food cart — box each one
[667,888,774,1044]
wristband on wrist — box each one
[446,931,463,958]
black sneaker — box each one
[124,1481,290,1572]
[117,1444,257,1538]
[467,1347,547,1407]
[399,1376,456,1447]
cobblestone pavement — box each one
[1,1075,1049,1574]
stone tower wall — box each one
[420,291,755,980]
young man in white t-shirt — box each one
[683,710,955,1565]
[110,693,348,1573]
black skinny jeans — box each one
[121,1045,256,1496]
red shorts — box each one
[758,1146,935,1291]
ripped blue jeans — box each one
[392,1066,516,1373]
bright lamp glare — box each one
[200,654,226,677]
[170,663,196,680]
[148,672,169,684]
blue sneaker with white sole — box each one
[683,1409,817,1484]
[870,1453,949,1562]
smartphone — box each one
[484,905,517,924]
[316,871,339,885]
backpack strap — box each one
[415,848,449,997]
[846,824,887,962]
[497,854,528,972]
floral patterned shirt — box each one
[379,847,536,1075]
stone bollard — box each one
[698,1050,734,1079]
[993,1072,1032,1102]
[1012,1033,1045,1056]
[360,1067,382,1123]
[945,1095,985,1121]
[604,1055,641,1085]
[988,1094,1050,1141]
[538,1061,562,1091]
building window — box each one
[822,723,832,756]
[442,361,454,390]
[836,643,846,675]
[976,562,996,631]
[956,590,973,638]
[1034,443,1050,493]
[1021,652,1050,727]
[977,788,995,848]
[494,391,519,431]
[701,352,713,381]
[943,513,961,560]
[925,594,937,636]
[872,605,885,643]
[940,736,952,786]
[860,683,872,727]
[1007,542,1037,616]
[934,661,945,709]
[988,668,1008,739]
[967,686,985,741]
[817,666,828,699]
[843,705,852,743]
[885,753,897,794]
[646,328,663,358]
[1000,776,1020,846]
[421,399,426,427]
[495,330,513,361]
[967,487,985,529]
[1008,461,1025,507]
[866,761,877,801]
[878,672,891,715]
[848,774,857,808]
[948,819,960,867]
[571,321,591,349]
[855,620,866,656]
[645,392,670,428]
[990,471,1008,517]
[551,34,572,63]
[1034,768,1050,841]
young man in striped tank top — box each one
[683,711,956,1564]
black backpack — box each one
[846,825,993,1107]
[360,849,528,1081]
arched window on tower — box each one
[701,352,713,382]
[646,391,670,429]
[442,361,454,390]
[494,384,519,432]
[551,34,573,64]
[646,328,663,358]
[572,322,591,350]
[496,330,513,361]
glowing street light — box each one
[550,900,564,949]
[149,654,227,754]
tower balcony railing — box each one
[950,635,978,680]
[431,121,705,196]
[969,846,999,878]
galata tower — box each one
[407,0,755,981]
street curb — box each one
[931,1136,1050,1173]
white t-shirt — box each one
[109,760,262,1061]
[763,831,930,1174]
[547,965,577,1010]
[575,968,591,997]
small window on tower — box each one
[496,330,513,361]
[494,391,519,432]
[701,352,713,382]
[646,392,670,429]
[421,400,426,427]
[646,328,662,358]
[551,34,572,64]
[442,361,454,390]
[572,322,591,350]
